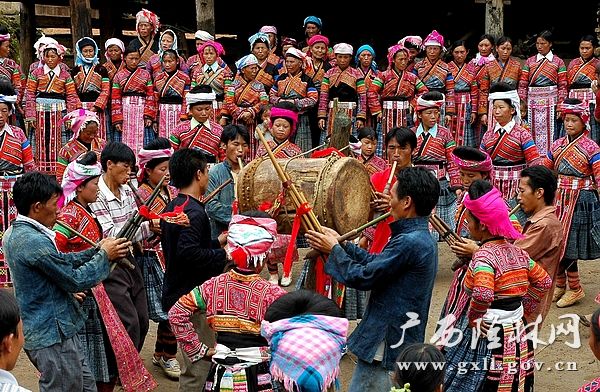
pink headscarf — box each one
[259,26,278,35]
[387,44,409,69]
[560,100,591,130]
[43,42,66,57]
[62,109,99,141]
[0,33,10,42]
[198,40,225,61]
[399,35,423,48]
[463,187,524,240]
[285,47,313,71]
[58,159,102,209]
[137,147,173,182]
[423,30,445,50]
[136,8,160,35]
[227,214,278,270]
[307,34,329,47]
[270,107,298,132]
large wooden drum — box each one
[237,155,371,234]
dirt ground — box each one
[11,243,600,391]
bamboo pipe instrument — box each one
[509,204,521,216]
[382,161,398,195]
[292,142,328,159]
[255,127,322,233]
[238,157,244,169]
[202,178,233,203]
[54,221,135,271]
[305,212,393,258]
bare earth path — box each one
[11,243,600,391]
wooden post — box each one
[485,0,504,38]
[98,0,122,43]
[195,0,215,35]
[69,0,92,49]
[20,0,36,71]
[329,99,352,151]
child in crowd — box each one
[255,102,302,157]
[255,103,273,143]
[354,126,387,175]
[0,290,30,392]
[390,343,445,392]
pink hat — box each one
[423,30,445,50]
[307,34,329,47]
[198,40,225,60]
[259,25,278,35]
[464,187,524,240]
[387,44,409,68]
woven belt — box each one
[383,100,410,110]
[328,101,356,109]
[557,175,594,190]
[493,164,526,181]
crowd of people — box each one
[0,5,600,392]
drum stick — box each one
[382,161,398,195]
[202,178,233,203]
[292,142,328,159]
[256,127,321,233]
[509,204,521,216]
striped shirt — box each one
[88,175,150,242]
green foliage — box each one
[0,14,21,63]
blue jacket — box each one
[3,217,109,350]
[325,216,438,370]
[205,160,235,240]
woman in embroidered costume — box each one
[448,40,479,147]
[269,47,318,152]
[186,30,215,78]
[477,36,522,137]
[54,152,157,392]
[128,9,160,68]
[304,34,332,148]
[170,85,223,162]
[398,35,422,73]
[390,343,445,392]
[146,29,188,79]
[28,35,70,74]
[0,82,35,287]
[102,38,125,143]
[255,103,302,158]
[0,27,24,126]
[467,34,495,146]
[355,45,380,129]
[261,289,348,392]
[518,30,567,156]
[412,30,455,127]
[542,99,600,308]
[190,40,233,122]
[412,92,460,239]
[224,54,268,158]
[368,44,428,156]
[480,83,540,216]
[437,148,495,392]
[567,35,599,143]
[259,25,281,67]
[111,47,156,155]
[579,308,600,392]
[153,49,190,139]
[25,43,82,174]
[456,180,550,392]
[56,109,105,182]
[317,43,367,144]
[249,32,279,95]
[134,139,181,380]
[169,212,287,392]
[71,37,110,141]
